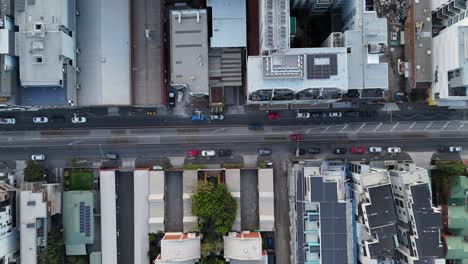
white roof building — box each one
[0,182,18,263]
[259,0,290,54]
[207,0,246,47]
[148,170,165,232]
[169,10,209,96]
[155,232,201,264]
[99,170,117,264]
[20,182,61,264]
[258,169,274,231]
[183,170,198,232]
[225,169,241,231]
[224,231,268,263]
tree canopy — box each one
[38,230,64,264]
[24,160,44,182]
[431,161,467,190]
[191,182,237,236]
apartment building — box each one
[154,232,201,264]
[0,182,18,263]
[0,0,18,102]
[224,231,268,263]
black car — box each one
[295,148,307,155]
[168,91,176,107]
[334,148,347,154]
[218,149,232,157]
[308,148,321,154]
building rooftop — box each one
[99,170,117,264]
[63,191,94,256]
[207,0,246,47]
[169,9,209,96]
[148,170,164,232]
[224,231,266,261]
[259,0,289,53]
[157,233,201,262]
[258,169,274,231]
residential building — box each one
[442,176,468,263]
[169,9,209,97]
[258,169,274,232]
[291,0,347,15]
[389,162,445,264]
[0,1,18,102]
[154,232,201,263]
[224,231,268,263]
[0,182,18,263]
[405,0,433,92]
[431,0,468,108]
[225,169,242,231]
[183,170,198,232]
[349,162,398,264]
[258,0,290,54]
[99,170,117,264]
[207,0,246,48]
[15,0,76,106]
[20,182,61,264]
[63,191,94,256]
[292,160,354,264]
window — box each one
[35,57,43,63]
[34,23,42,30]
[347,47,352,53]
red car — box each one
[289,134,304,141]
[267,112,280,120]
[186,150,199,157]
[350,146,366,154]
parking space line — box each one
[442,121,449,130]
[357,123,366,132]
[458,123,465,130]
[321,126,331,133]
[424,122,433,130]
[373,123,383,131]
[340,124,349,131]
[390,122,400,131]
[408,122,416,129]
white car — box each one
[369,147,383,153]
[72,116,86,124]
[387,147,401,153]
[449,146,463,152]
[201,150,216,157]
[31,154,45,161]
[0,118,15,124]
[210,114,224,120]
[297,112,311,119]
[329,112,342,117]
[33,117,48,123]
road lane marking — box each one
[357,123,366,132]
[442,122,449,130]
[408,122,416,129]
[459,123,465,130]
[373,123,383,131]
[424,122,433,130]
[340,124,349,131]
[390,122,400,131]
[321,126,331,133]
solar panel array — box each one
[79,202,91,237]
[306,54,338,80]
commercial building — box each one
[224,231,268,263]
[169,9,209,96]
[405,0,432,92]
[258,0,290,54]
[15,0,76,106]
[291,160,354,264]
[0,182,19,263]
[154,232,201,263]
[63,191,94,256]
[349,162,398,264]
[0,1,18,101]
[20,182,62,264]
[389,162,445,264]
[207,0,246,48]
[432,0,468,108]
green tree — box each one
[431,161,467,191]
[199,257,224,264]
[38,230,64,264]
[24,160,44,182]
[192,182,237,236]
[65,256,88,264]
[148,231,164,261]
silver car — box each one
[201,150,216,157]
[387,147,401,153]
[33,117,48,123]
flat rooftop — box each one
[207,0,246,47]
[169,9,209,96]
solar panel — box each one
[306,54,338,79]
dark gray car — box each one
[258,148,272,155]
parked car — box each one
[267,237,274,253]
[201,150,216,157]
[0,117,15,124]
[248,123,261,130]
[258,148,272,156]
[210,113,224,120]
[387,147,401,153]
[449,146,463,152]
[350,146,366,154]
[308,148,321,154]
[289,134,304,141]
[267,112,280,120]
[334,148,347,154]
[106,153,118,160]
[71,116,86,124]
[295,148,307,155]
[33,117,48,123]
[329,112,342,117]
[218,149,232,157]
[168,91,176,107]
[369,147,383,153]
[186,150,199,157]
[311,112,321,118]
[297,112,310,119]
[31,154,45,161]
